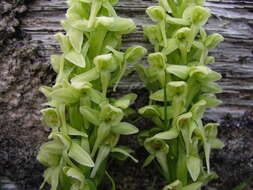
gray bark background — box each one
[0,0,252,190]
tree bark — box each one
[22,0,253,120]
[0,0,252,190]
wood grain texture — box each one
[21,0,253,120]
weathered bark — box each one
[0,0,252,190]
[22,0,253,120]
[0,1,53,189]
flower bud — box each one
[167,81,187,97]
[148,52,166,69]
[198,94,222,107]
[205,123,219,139]
[146,6,166,23]
[100,104,124,125]
[205,33,224,49]
[41,108,59,129]
[183,6,211,26]
[143,25,162,45]
[54,33,71,53]
[190,66,221,81]
[144,138,169,155]
[175,27,192,42]
[94,54,116,72]
[166,65,190,80]
[96,16,136,34]
[190,100,207,119]
[205,56,215,64]
[37,147,60,166]
[125,45,147,63]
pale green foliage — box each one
[37,0,146,189]
[138,0,224,189]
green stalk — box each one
[113,60,127,92]
[164,69,169,129]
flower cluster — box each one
[37,0,146,189]
[137,0,224,189]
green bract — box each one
[138,0,224,189]
[38,1,146,189]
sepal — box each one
[146,6,166,23]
